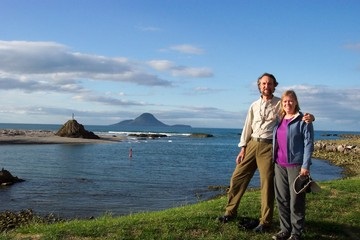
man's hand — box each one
[236,148,246,164]
[303,113,315,123]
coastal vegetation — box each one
[0,134,359,239]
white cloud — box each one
[194,87,216,93]
[169,44,205,55]
[172,66,213,78]
[0,75,85,93]
[147,60,213,78]
[147,60,175,71]
[183,86,226,96]
[73,94,146,106]
[0,40,172,87]
[277,85,360,131]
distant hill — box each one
[110,113,192,128]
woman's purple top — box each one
[276,118,298,167]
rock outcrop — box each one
[314,141,359,155]
[0,168,25,186]
[128,133,167,139]
[313,134,360,177]
[190,133,214,138]
[56,120,99,139]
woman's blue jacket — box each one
[272,112,314,170]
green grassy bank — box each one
[1,177,359,240]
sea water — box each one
[0,124,349,218]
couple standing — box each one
[219,73,315,240]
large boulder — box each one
[0,168,25,186]
[56,120,100,139]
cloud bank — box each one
[0,40,358,131]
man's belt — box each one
[251,137,272,144]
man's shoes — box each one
[272,231,290,240]
[287,235,301,240]
[238,217,259,230]
[218,215,235,223]
[252,224,270,233]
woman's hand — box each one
[300,168,309,176]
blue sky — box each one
[0,0,359,131]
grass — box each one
[1,177,359,240]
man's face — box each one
[259,76,275,96]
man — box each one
[218,73,314,233]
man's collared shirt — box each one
[238,96,281,147]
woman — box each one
[272,90,314,240]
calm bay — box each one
[0,124,348,218]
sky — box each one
[0,0,359,131]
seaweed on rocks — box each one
[0,209,63,232]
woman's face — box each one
[282,95,297,115]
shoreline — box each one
[0,129,126,144]
[313,134,360,177]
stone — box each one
[0,168,25,186]
[56,120,100,139]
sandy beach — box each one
[0,129,125,144]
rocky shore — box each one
[0,209,63,232]
[313,134,360,177]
